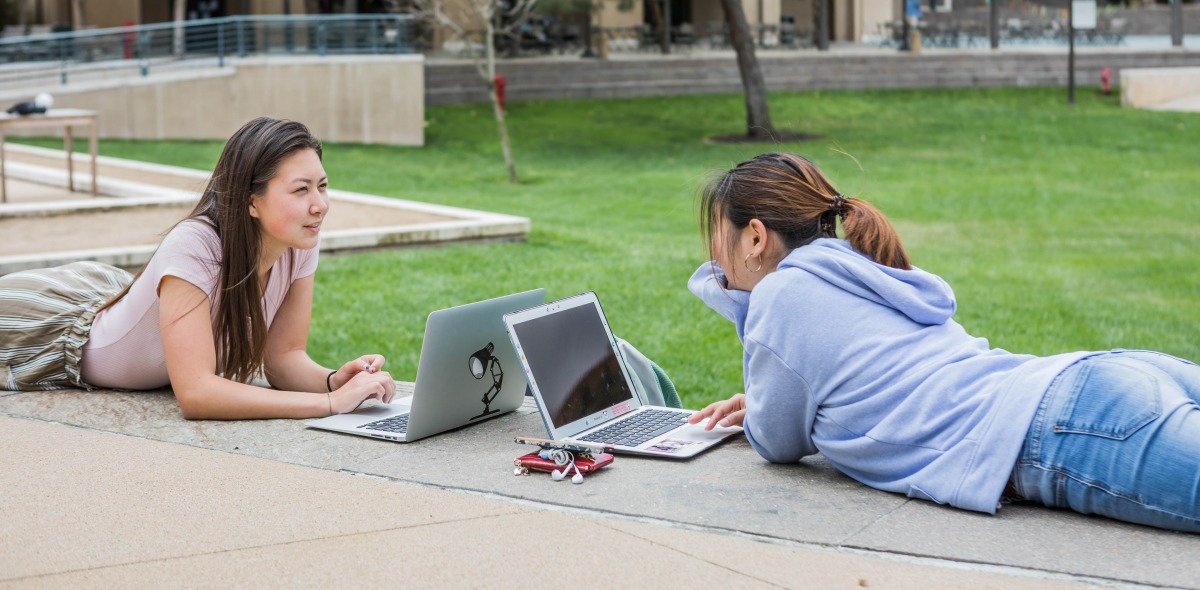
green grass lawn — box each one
[19,86,1198,408]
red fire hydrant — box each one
[493,75,506,112]
[1100,67,1112,95]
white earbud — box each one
[551,462,584,484]
[542,447,585,484]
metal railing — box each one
[0,14,414,89]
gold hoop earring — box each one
[744,253,763,273]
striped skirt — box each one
[0,261,131,391]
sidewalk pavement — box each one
[3,387,1197,589]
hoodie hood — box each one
[777,239,956,326]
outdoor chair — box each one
[561,24,582,52]
[379,21,402,51]
[673,22,696,47]
[517,23,554,55]
[13,26,58,62]
[917,22,947,47]
[796,22,815,48]
[1004,18,1032,45]
[707,21,728,48]
[1104,17,1127,46]
[780,17,798,48]
[636,24,658,52]
[753,23,780,48]
[1080,21,1101,45]
[0,25,27,62]
[442,33,485,58]
[1045,19,1066,44]
[880,20,905,48]
[73,31,107,63]
[600,27,637,53]
[137,30,156,59]
[932,21,959,47]
[959,21,986,47]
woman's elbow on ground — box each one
[173,390,207,420]
[745,423,810,463]
[171,378,217,420]
[178,407,206,421]
[751,442,807,464]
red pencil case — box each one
[514,452,614,474]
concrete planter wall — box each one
[1,55,426,146]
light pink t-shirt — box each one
[80,219,319,389]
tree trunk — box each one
[484,17,518,183]
[718,0,775,139]
[71,0,85,29]
[646,0,668,53]
[581,4,595,58]
[490,84,518,183]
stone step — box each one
[426,50,1200,105]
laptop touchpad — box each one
[356,401,410,416]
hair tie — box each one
[831,194,849,218]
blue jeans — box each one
[1010,350,1200,533]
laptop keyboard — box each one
[579,409,689,447]
[358,414,410,434]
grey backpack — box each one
[616,338,682,409]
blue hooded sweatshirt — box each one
[689,239,1097,514]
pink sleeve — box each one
[154,220,222,298]
[293,242,319,280]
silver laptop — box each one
[307,289,546,442]
[503,291,742,459]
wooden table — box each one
[0,108,98,203]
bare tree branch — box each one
[411,0,540,183]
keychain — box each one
[512,436,614,484]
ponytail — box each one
[701,152,911,271]
[840,198,911,270]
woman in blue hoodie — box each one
[687,152,1200,532]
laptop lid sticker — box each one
[469,342,504,421]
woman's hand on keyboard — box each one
[332,369,396,413]
[688,393,746,430]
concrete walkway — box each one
[3,386,1197,589]
[0,144,531,276]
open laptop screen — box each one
[509,301,633,428]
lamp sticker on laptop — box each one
[470,342,504,420]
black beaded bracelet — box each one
[326,370,337,392]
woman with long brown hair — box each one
[687,152,1200,532]
[0,117,395,419]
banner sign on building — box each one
[1072,0,1097,29]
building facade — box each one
[6,1,328,31]
[591,0,897,45]
[4,0,896,45]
